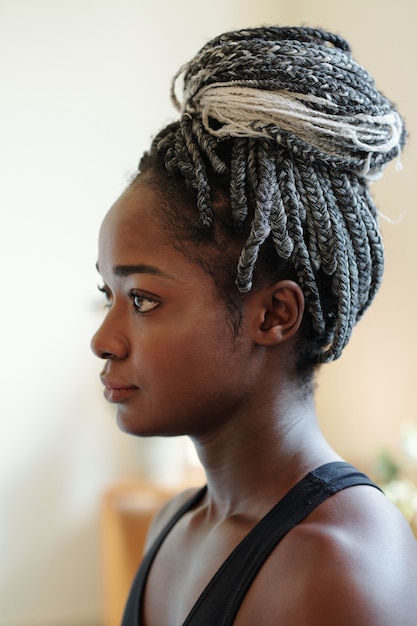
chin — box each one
[115,410,182,438]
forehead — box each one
[99,181,169,255]
[97,180,207,287]
[102,179,158,232]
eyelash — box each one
[97,284,111,308]
[97,285,159,316]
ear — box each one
[252,280,305,347]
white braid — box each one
[180,84,403,180]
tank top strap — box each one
[122,462,381,625]
[121,485,208,626]
[182,461,382,626]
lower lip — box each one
[103,386,138,403]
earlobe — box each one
[255,280,305,347]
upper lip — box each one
[100,375,138,390]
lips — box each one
[100,375,139,403]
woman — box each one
[91,26,417,625]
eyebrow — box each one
[96,262,174,280]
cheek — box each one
[118,322,254,436]
[171,337,250,406]
[135,323,244,397]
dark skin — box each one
[92,172,417,625]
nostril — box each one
[101,351,115,360]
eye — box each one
[128,290,160,315]
[98,284,112,308]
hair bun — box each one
[142,26,407,364]
[172,26,405,180]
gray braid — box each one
[140,26,406,363]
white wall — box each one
[0,1,288,625]
[0,1,415,625]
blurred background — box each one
[1,0,416,624]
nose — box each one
[90,313,129,360]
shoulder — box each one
[243,484,417,625]
[292,486,417,624]
[144,485,205,552]
[301,486,417,624]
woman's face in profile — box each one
[91,177,258,438]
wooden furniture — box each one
[100,482,177,626]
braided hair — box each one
[138,26,406,366]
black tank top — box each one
[121,461,381,625]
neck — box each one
[191,389,340,521]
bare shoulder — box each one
[286,486,417,624]
[302,486,417,624]
[144,485,205,551]
[241,485,417,625]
